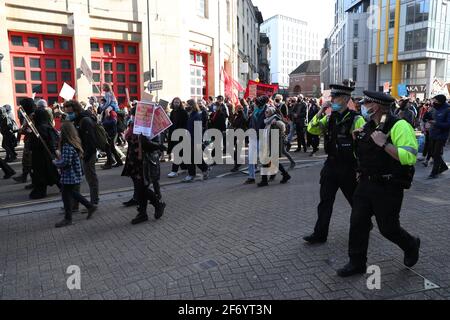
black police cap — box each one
[362,91,395,106]
[330,79,355,97]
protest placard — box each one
[151,106,172,138]
[133,101,156,137]
[59,82,76,101]
[80,57,93,84]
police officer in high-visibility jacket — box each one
[303,81,365,244]
[337,91,420,277]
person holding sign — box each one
[121,114,167,225]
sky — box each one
[252,0,335,43]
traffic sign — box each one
[148,80,163,92]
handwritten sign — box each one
[133,101,156,137]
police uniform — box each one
[337,91,420,277]
[304,84,366,243]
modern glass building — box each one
[370,0,450,98]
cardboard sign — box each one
[133,101,156,137]
[125,88,131,104]
[248,84,257,99]
[80,57,93,84]
[151,106,172,138]
[158,99,169,109]
[59,82,76,101]
[383,82,390,93]
[142,92,154,102]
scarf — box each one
[252,106,264,121]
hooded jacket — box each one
[430,102,450,141]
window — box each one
[197,0,207,18]
[407,0,429,25]
[353,21,359,38]
[91,42,100,52]
[9,32,74,107]
[226,0,231,32]
[190,51,208,101]
[90,39,140,106]
[353,42,358,59]
[388,36,394,54]
[404,28,428,51]
[353,67,358,81]
[389,6,395,28]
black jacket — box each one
[75,111,98,162]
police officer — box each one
[337,91,420,277]
[303,81,365,244]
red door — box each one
[9,32,74,112]
[90,40,140,107]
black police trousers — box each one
[313,160,357,239]
[348,179,416,265]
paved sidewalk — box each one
[0,160,449,300]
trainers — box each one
[202,170,210,180]
[112,162,123,168]
[230,166,241,173]
[102,163,113,170]
[439,166,449,174]
[4,171,15,179]
[289,163,296,170]
[183,175,195,183]
[154,202,166,220]
[167,172,179,178]
[86,205,98,220]
[55,219,72,228]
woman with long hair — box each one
[53,121,97,228]
[183,99,209,182]
[167,97,189,178]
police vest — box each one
[355,116,415,189]
[324,110,359,166]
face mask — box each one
[331,103,343,112]
[67,112,76,121]
[361,105,370,120]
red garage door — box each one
[90,40,140,107]
[9,32,74,109]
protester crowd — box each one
[0,85,449,230]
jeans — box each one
[430,139,448,175]
[106,134,122,165]
[83,154,99,204]
[287,122,295,144]
[62,184,93,221]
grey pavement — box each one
[0,150,449,300]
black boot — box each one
[303,233,327,244]
[257,176,269,187]
[337,262,367,277]
[123,198,138,207]
[55,219,72,228]
[13,173,27,183]
[154,201,166,220]
[280,173,291,184]
[132,209,149,225]
[404,237,421,268]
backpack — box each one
[81,117,110,152]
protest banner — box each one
[322,90,331,103]
[59,82,76,101]
[244,80,279,99]
[158,99,169,109]
[383,82,390,93]
[398,84,408,97]
[133,101,156,137]
[151,106,173,138]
